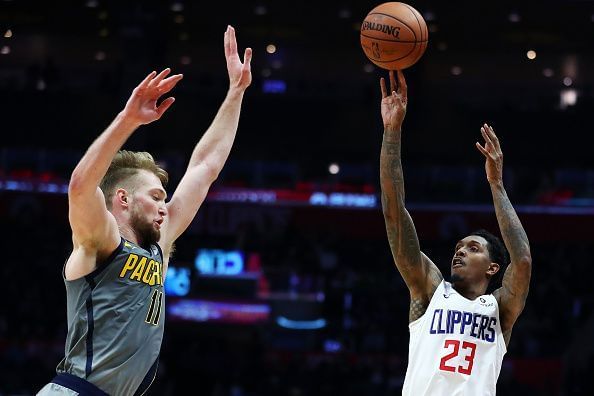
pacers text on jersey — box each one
[118,253,164,286]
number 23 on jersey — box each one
[439,339,477,375]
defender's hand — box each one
[380,70,407,132]
[225,25,252,91]
[122,68,183,126]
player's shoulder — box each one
[491,287,502,304]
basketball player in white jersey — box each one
[379,70,532,395]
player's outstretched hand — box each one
[476,123,504,184]
[380,70,407,132]
[122,68,183,126]
[225,25,252,91]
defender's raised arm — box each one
[159,25,252,257]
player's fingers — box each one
[224,26,231,57]
[159,73,183,85]
[484,123,493,137]
[476,142,489,157]
[380,77,387,98]
[156,97,175,118]
[389,71,397,94]
[481,126,493,146]
[485,124,501,148]
[228,25,238,56]
[138,71,157,90]
[148,68,171,89]
[243,47,252,66]
[397,70,407,100]
[157,74,183,94]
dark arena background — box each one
[1,1,594,395]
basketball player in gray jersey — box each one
[38,25,252,395]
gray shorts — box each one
[37,383,79,396]
[37,373,108,396]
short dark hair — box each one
[470,229,509,292]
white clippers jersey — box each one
[402,280,506,396]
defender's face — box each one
[451,235,492,282]
[129,170,167,244]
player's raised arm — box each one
[379,70,443,322]
[476,123,532,344]
[67,69,182,273]
[159,26,252,257]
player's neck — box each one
[451,281,488,300]
[118,223,139,245]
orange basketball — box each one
[360,2,428,70]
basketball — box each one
[360,2,428,70]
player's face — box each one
[451,236,492,283]
[129,170,167,246]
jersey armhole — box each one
[84,238,125,280]
[408,313,425,332]
[62,238,125,282]
[408,279,445,332]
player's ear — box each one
[115,189,129,207]
[487,262,500,276]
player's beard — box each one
[130,205,160,247]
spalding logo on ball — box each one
[360,2,428,70]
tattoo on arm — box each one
[492,185,530,265]
[409,298,428,323]
[503,329,512,347]
[492,185,531,301]
[427,263,444,291]
[407,260,444,323]
[380,137,423,280]
[491,184,532,337]
[381,134,443,317]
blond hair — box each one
[100,150,168,209]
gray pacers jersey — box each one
[57,238,165,395]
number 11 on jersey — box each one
[145,289,163,326]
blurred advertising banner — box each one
[190,200,594,242]
[2,184,593,242]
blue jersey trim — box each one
[84,277,96,378]
[52,372,108,396]
[154,242,164,262]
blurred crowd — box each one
[1,187,593,395]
